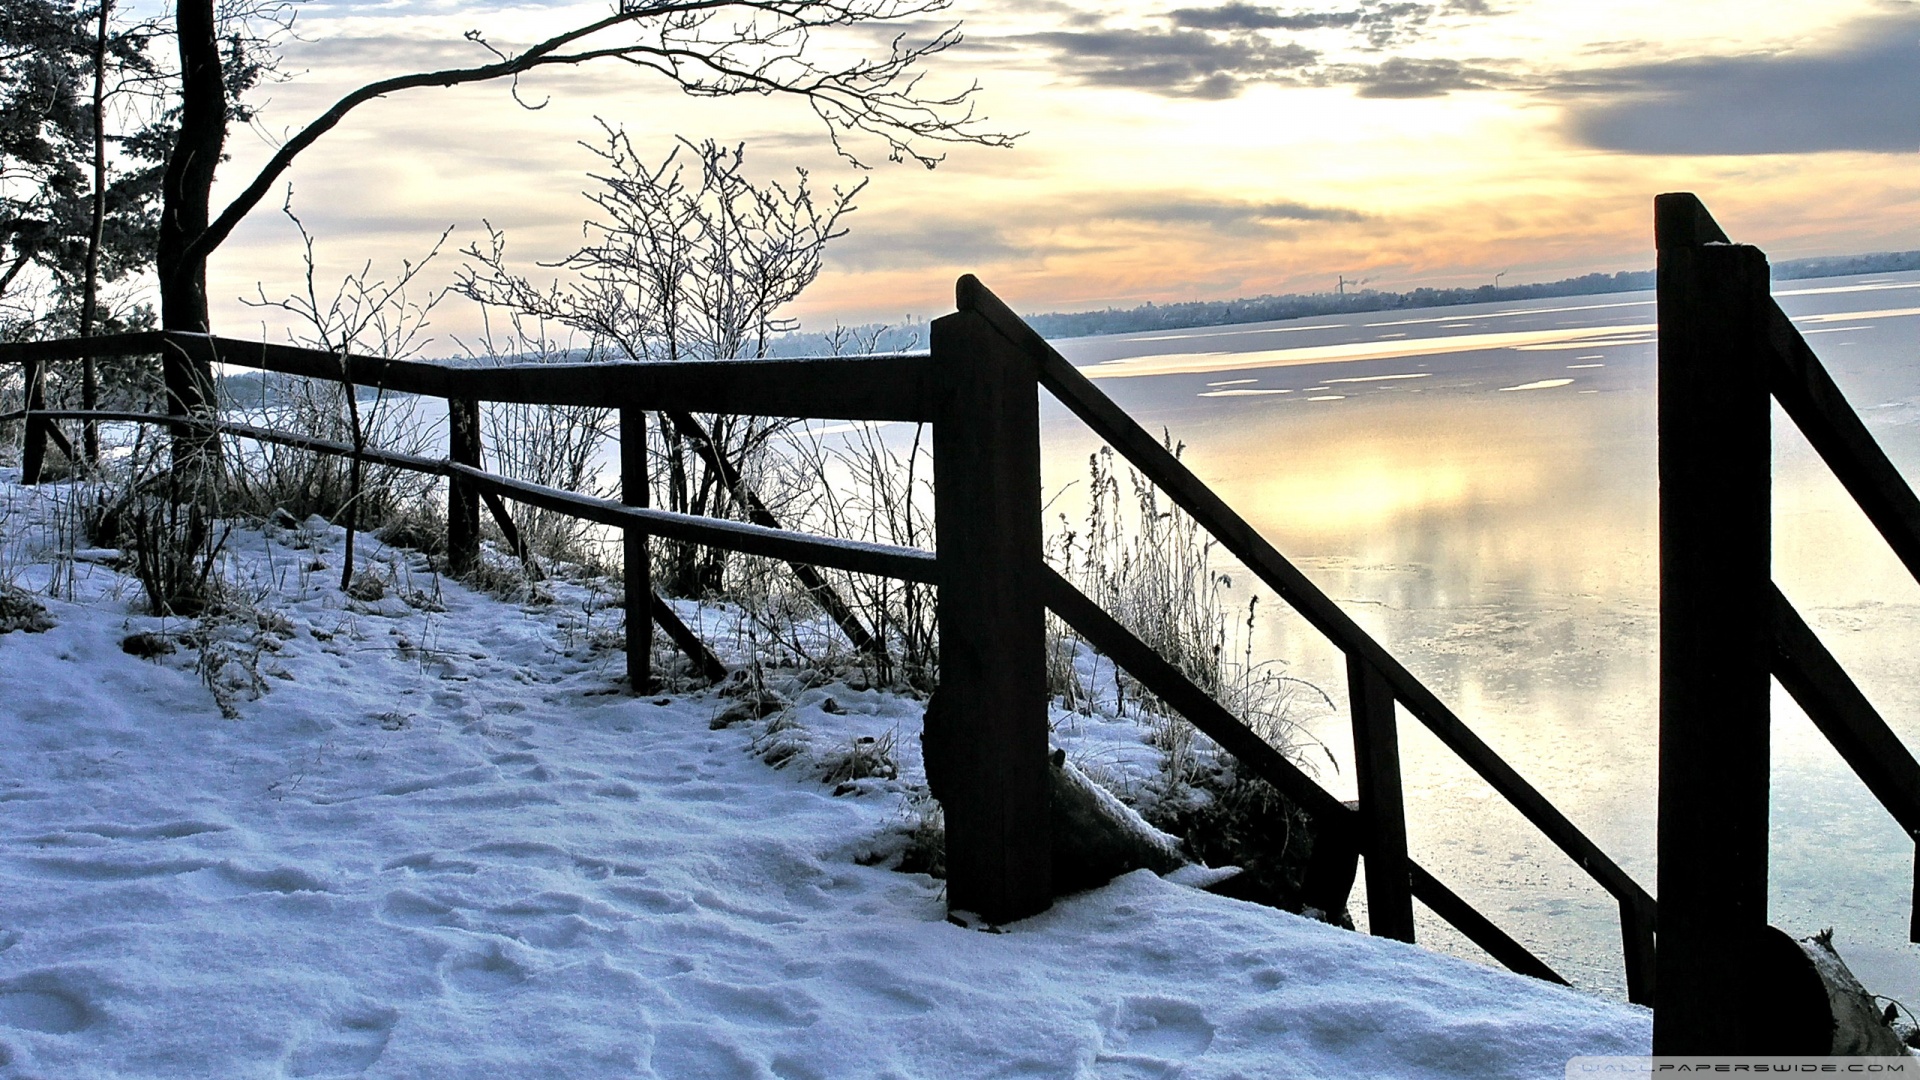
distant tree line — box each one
[1770,250,1920,282]
[1019,249,1920,341]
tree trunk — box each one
[1047,748,1187,896]
[80,0,111,466]
[1794,930,1908,1055]
[157,0,225,460]
[1725,926,1910,1055]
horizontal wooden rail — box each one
[1040,567,1568,984]
[37,409,452,475]
[1769,585,1920,837]
[0,331,168,364]
[0,332,939,422]
[456,466,940,584]
[962,277,1657,934]
[33,408,942,585]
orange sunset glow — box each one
[210,0,1920,341]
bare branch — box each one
[184,0,1015,268]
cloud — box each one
[1099,196,1367,228]
[1021,27,1320,98]
[825,220,1036,272]
[282,32,513,73]
[1168,4,1363,32]
[1353,2,1436,48]
[821,192,1365,273]
[1329,55,1517,97]
[1164,1,1497,47]
[1554,12,1920,155]
[1023,0,1512,98]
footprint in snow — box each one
[284,1002,398,1078]
[380,852,480,876]
[37,819,229,845]
[601,883,695,916]
[831,959,935,1016]
[770,1051,837,1080]
[668,976,819,1030]
[443,942,529,994]
[462,840,627,881]
[25,853,214,882]
[1095,996,1217,1075]
[376,888,466,930]
[647,1021,765,1079]
[185,862,331,898]
[0,976,95,1035]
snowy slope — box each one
[0,476,1649,1078]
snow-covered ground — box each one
[0,474,1650,1078]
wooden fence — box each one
[0,283,1659,1002]
[1654,193,1920,1052]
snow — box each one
[0,474,1650,1078]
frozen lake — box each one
[1043,271,1920,1002]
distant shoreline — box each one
[766,249,1920,357]
[1020,249,1920,341]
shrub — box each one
[92,432,231,618]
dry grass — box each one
[774,418,936,692]
[1048,442,1320,781]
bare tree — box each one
[459,127,863,365]
[456,127,864,594]
[239,194,449,590]
[157,0,1016,451]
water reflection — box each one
[1043,274,1920,1002]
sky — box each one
[206,0,1920,344]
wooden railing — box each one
[954,278,1655,1001]
[0,325,1073,922]
[3,275,1660,998]
[1653,192,1920,1052]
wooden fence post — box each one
[447,395,481,575]
[927,304,1052,924]
[1349,653,1415,941]
[20,355,47,484]
[622,407,652,692]
[1620,898,1658,1007]
[1653,195,1774,1053]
